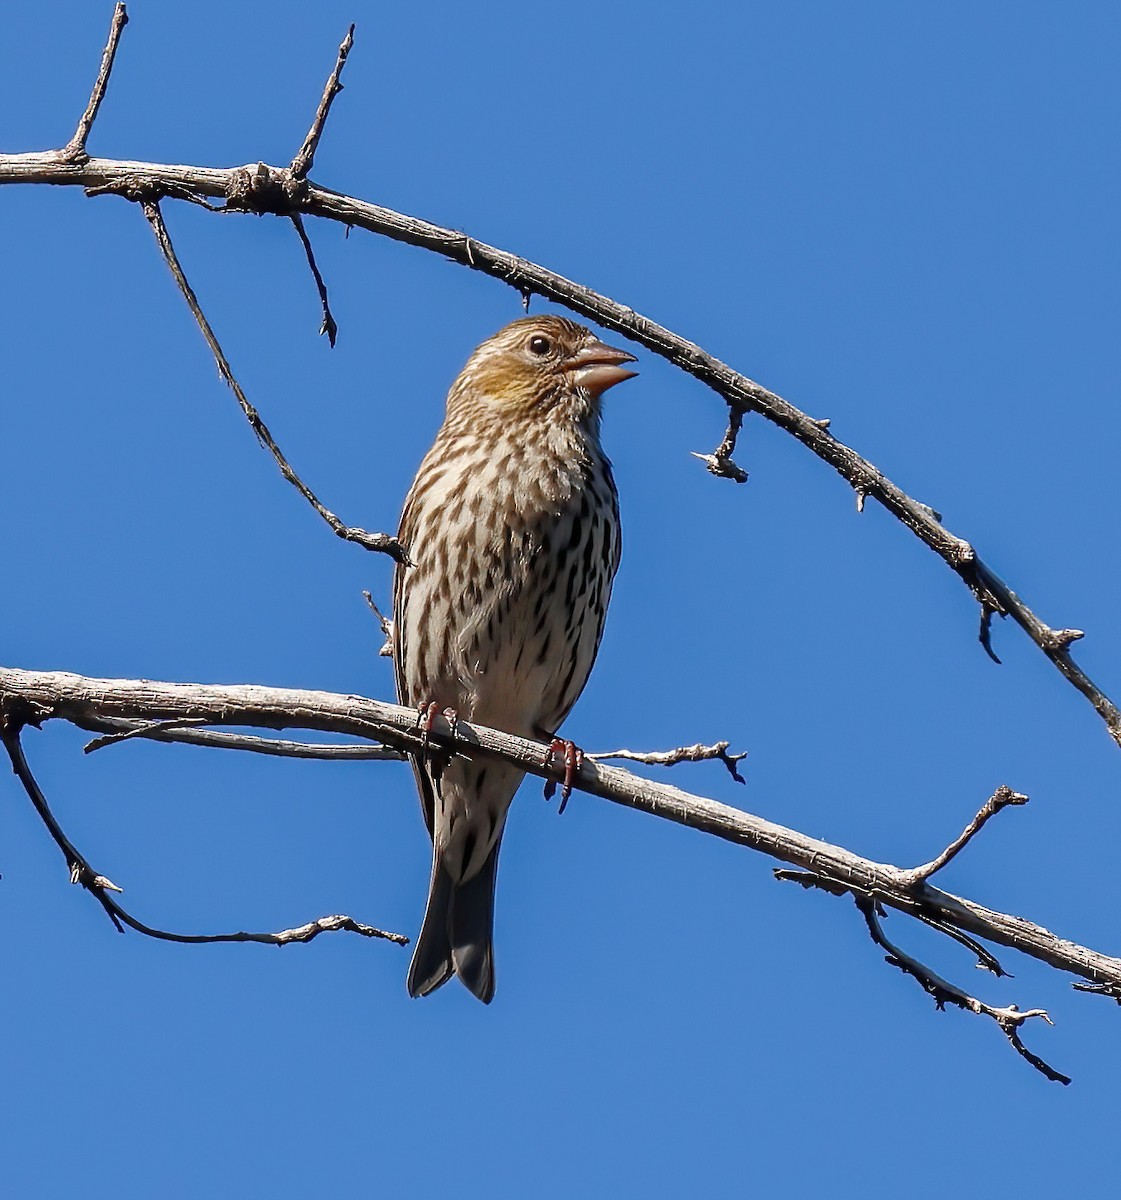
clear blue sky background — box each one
[3,2,1120,1195]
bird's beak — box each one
[566,339,638,397]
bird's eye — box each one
[528,335,552,356]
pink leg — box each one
[543,738,584,815]
[416,702,458,748]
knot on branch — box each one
[226,162,306,215]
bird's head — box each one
[446,315,637,429]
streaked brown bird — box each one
[393,314,636,1003]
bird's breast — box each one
[394,427,619,737]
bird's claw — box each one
[543,738,584,814]
[416,702,458,750]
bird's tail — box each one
[407,834,502,1004]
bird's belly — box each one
[464,532,610,738]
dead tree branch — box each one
[81,717,405,760]
[139,199,403,560]
[587,740,747,784]
[900,785,1029,889]
[2,666,1118,1081]
[290,212,338,346]
[0,12,1115,744]
[691,407,748,484]
[62,2,127,162]
[854,894,1069,1086]
[289,24,354,181]
[0,699,407,948]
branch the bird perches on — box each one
[5,667,1120,1086]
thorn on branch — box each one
[62,2,128,163]
[979,601,1003,664]
[692,406,748,484]
[290,24,355,181]
[140,198,406,563]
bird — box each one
[392,314,637,1003]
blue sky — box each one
[3,2,1120,1195]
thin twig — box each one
[290,24,354,181]
[1072,980,1121,1002]
[363,591,395,658]
[0,709,406,947]
[80,716,404,760]
[777,867,1010,976]
[62,2,128,162]
[587,740,746,784]
[910,910,1009,978]
[84,716,211,751]
[900,785,1029,889]
[691,408,748,483]
[139,199,405,562]
[290,213,338,345]
[854,894,1069,1085]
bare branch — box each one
[0,705,407,948]
[80,716,405,761]
[289,24,355,181]
[691,407,748,483]
[779,864,1014,973]
[900,785,1029,889]
[62,2,128,162]
[855,895,1069,1085]
[290,213,338,345]
[84,716,211,752]
[588,740,746,784]
[363,591,395,658]
[910,909,1009,978]
[4,667,1119,1004]
[139,199,405,562]
[1073,980,1121,1002]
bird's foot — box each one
[416,702,458,750]
[543,738,584,815]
